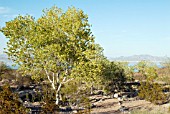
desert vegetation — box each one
[0,6,170,114]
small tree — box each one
[102,61,127,94]
[1,6,101,105]
[136,61,166,104]
[135,61,158,81]
[138,82,167,105]
[115,62,135,81]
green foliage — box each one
[1,6,96,77]
[135,61,158,81]
[0,84,28,114]
[115,62,135,81]
[156,75,170,84]
[102,61,127,93]
[61,80,91,109]
[157,59,170,84]
[1,6,102,105]
[138,82,167,105]
[41,84,59,113]
[137,61,167,105]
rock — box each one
[114,93,120,98]
[72,110,78,113]
[122,95,128,101]
[95,90,104,95]
[119,106,129,112]
[32,102,40,106]
[118,97,123,101]
[135,80,139,82]
[91,104,97,108]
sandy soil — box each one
[91,97,170,114]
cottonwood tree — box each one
[70,44,104,94]
[1,6,101,105]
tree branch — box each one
[62,78,74,84]
[45,69,56,89]
[57,77,66,93]
[53,72,55,84]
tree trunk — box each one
[55,79,63,105]
[55,92,59,105]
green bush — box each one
[61,80,91,109]
[102,62,127,93]
[138,82,167,105]
[0,84,28,114]
[41,84,58,114]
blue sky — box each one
[0,0,170,57]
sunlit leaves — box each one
[1,6,103,105]
[135,61,158,81]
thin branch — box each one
[57,77,66,93]
[53,72,55,84]
[56,71,60,83]
[62,78,74,84]
[45,69,52,83]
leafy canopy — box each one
[1,6,103,105]
[1,6,98,79]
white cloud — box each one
[0,7,10,14]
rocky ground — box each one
[1,78,170,114]
[91,96,170,114]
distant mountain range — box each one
[0,54,169,68]
[109,55,169,62]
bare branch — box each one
[57,77,66,93]
[62,78,74,84]
[45,69,56,89]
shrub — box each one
[41,84,59,113]
[102,62,127,93]
[138,82,167,105]
[0,84,28,114]
[61,80,91,109]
